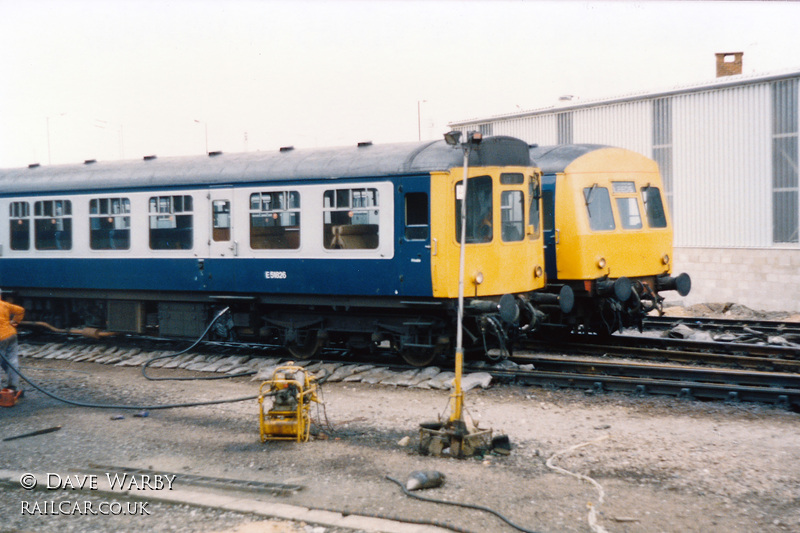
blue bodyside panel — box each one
[0,256,433,297]
[0,174,435,300]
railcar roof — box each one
[0,136,531,195]
[529,144,609,174]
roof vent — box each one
[208,150,223,157]
[279,146,294,152]
[28,163,40,169]
[84,159,97,165]
[357,141,373,148]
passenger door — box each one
[541,177,558,281]
[208,188,236,257]
[398,178,432,296]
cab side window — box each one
[528,178,541,239]
[641,186,668,228]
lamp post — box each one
[194,119,208,154]
[444,130,482,424]
[417,100,427,141]
[417,130,489,457]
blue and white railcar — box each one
[0,137,547,365]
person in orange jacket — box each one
[0,290,25,392]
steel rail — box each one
[643,315,800,337]
[492,366,799,408]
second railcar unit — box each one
[531,144,691,333]
[0,136,548,365]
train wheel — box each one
[286,330,322,360]
[400,346,438,367]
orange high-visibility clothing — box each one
[0,301,24,341]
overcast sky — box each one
[1,0,799,168]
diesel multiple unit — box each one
[0,136,689,364]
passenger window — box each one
[34,199,72,250]
[455,175,493,243]
[583,186,615,231]
[90,197,131,250]
[9,201,30,250]
[404,192,429,240]
[641,186,668,228]
[323,188,379,249]
[212,200,231,242]
[616,197,643,230]
[501,191,524,242]
[149,195,193,250]
[249,191,301,249]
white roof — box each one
[450,68,800,127]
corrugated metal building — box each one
[450,64,800,312]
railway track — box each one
[513,319,800,409]
[17,316,800,411]
[643,315,800,340]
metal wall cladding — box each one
[572,101,652,155]
[672,84,772,248]
[452,77,800,250]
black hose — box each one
[0,349,257,410]
[385,476,542,533]
[0,306,260,410]
[141,307,255,381]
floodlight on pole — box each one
[416,129,493,457]
[450,130,483,423]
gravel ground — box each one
[1,341,799,533]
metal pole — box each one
[194,120,208,154]
[46,117,51,165]
[417,101,422,141]
[450,143,470,422]
[417,100,426,141]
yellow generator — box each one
[258,364,320,442]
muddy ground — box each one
[1,332,799,533]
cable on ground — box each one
[385,475,542,533]
[545,435,611,533]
